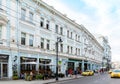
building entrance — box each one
[0,55,8,79]
[0,63,8,79]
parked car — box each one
[81,70,94,76]
[111,69,120,78]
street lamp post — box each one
[56,37,62,81]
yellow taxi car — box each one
[108,69,113,74]
[111,69,120,78]
[81,70,94,76]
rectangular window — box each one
[0,25,2,39]
[78,49,80,55]
[60,27,63,35]
[46,20,49,29]
[60,44,63,52]
[21,32,26,45]
[29,35,33,47]
[71,47,73,54]
[29,12,33,22]
[67,30,69,37]
[55,25,58,33]
[46,39,50,50]
[78,36,80,42]
[75,48,77,55]
[76,34,77,41]
[40,17,44,27]
[67,46,69,53]
[21,8,26,20]
[0,0,2,8]
[71,32,72,39]
[41,38,44,49]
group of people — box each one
[65,68,82,78]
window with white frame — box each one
[67,46,69,53]
[41,38,44,49]
[29,12,33,22]
[60,27,63,35]
[0,25,2,39]
[67,30,69,37]
[75,34,77,41]
[78,36,80,42]
[75,48,77,55]
[46,20,49,29]
[40,17,44,27]
[60,44,63,52]
[29,35,33,47]
[78,49,80,55]
[55,25,58,33]
[46,39,50,50]
[0,0,2,8]
[71,47,73,54]
[71,32,72,39]
[21,32,26,45]
[21,8,26,20]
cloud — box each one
[43,0,120,62]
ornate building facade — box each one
[0,0,105,79]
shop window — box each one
[39,58,51,73]
[21,32,26,45]
[58,66,61,72]
[20,57,37,72]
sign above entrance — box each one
[0,55,8,59]
[21,57,37,62]
[39,58,51,64]
[0,55,8,63]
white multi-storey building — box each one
[95,34,111,70]
[0,0,104,79]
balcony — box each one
[0,8,8,25]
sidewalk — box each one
[0,75,83,84]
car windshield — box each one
[113,70,120,72]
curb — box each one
[43,76,83,84]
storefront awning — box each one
[21,62,37,64]
[39,63,55,66]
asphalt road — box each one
[50,73,120,84]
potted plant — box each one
[12,71,19,80]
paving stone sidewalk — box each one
[0,75,83,84]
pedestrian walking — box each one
[74,70,77,78]
[65,70,68,77]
